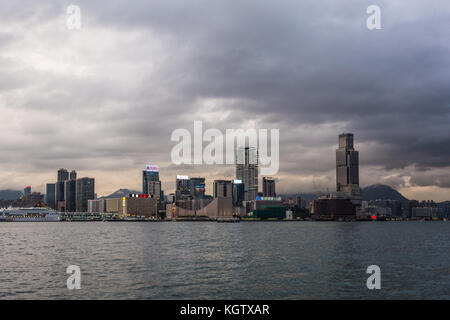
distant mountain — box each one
[362,184,409,208]
[100,189,140,199]
[0,190,22,200]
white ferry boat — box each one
[0,207,61,222]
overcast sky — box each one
[0,1,449,201]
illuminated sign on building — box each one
[146,165,159,172]
[176,175,189,180]
[195,184,205,195]
[129,194,153,198]
[232,179,242,184]
[256,196,282,201]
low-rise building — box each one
[312,197,356,220]
[88,199,106,213]
[106,196,157,218]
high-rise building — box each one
[55,181,65,204]
[236,147,258,201]
[214,180,232,198]
[76,177,95,212]
[147,180,162,199]
[296,196,302,208]
[143,165,160,194]
[23,186,31,197]
[57,168,69,182]
[232,179,245,207]
[262,177,276,197]
[142,165,164,209]
[70,170,77,181]
[336,133,360,196]
[46,183,56,209]
[190,177,206,199]
[64,179,76,212]
[176,175,191,201]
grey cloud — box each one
[0,1,449,197]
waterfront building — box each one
[246,197,286,219]
[45,183,56,209]
[142,164,160,194]
[176,175,191,201]
[64,179,77,212]
[57,201,66,212]
[147,180,162,199]
[214,180,232,198]
[76,177,95,212]
[369,199,402,217]
[166,197,233,220]
[106,196,157,218]
[296,196,302,208]
[336,133,361,197]
[236,147,259,201]
[262,177,276,197]
[88,199,106,213]
[189,177,206,199]
[232,179,245,207]
[312,198,356,220]
[55,181,65,205]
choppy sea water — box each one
[0,221,449,299]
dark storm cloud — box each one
[0,0,449,196]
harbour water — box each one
[0,221,449,299]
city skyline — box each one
[0,1,449,201]
[3,136,450,202]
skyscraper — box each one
[23,186,31,197]
[175,175,191,201]
[190,177,206,199]
[336,133,361,197]
[143,165,160,193]
[55,181,65,204]
[262,177,276,197]
[232,179,245,206]
[57,168,69,182]
[64,179,76,212]
[236,147,258,201]
[45,183,56,209]
[147,180,162,198]
[214,180,232,198]
[142,165,163,204]
[70,170,77,181]
[76,177,95,212]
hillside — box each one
[362,184,409,208]
[100,189,141,199]
[0,190,22,200]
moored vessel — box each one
[0,207,61,222]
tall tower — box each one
[236,147,258,201]
[45,183,56,209]
[336,133,360,197]
[143,165,160,194]
[262,177,276,197]
[70,170,77,181]
[213,180,232,198]
[57,168,69,182]
[76,177,95,212]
